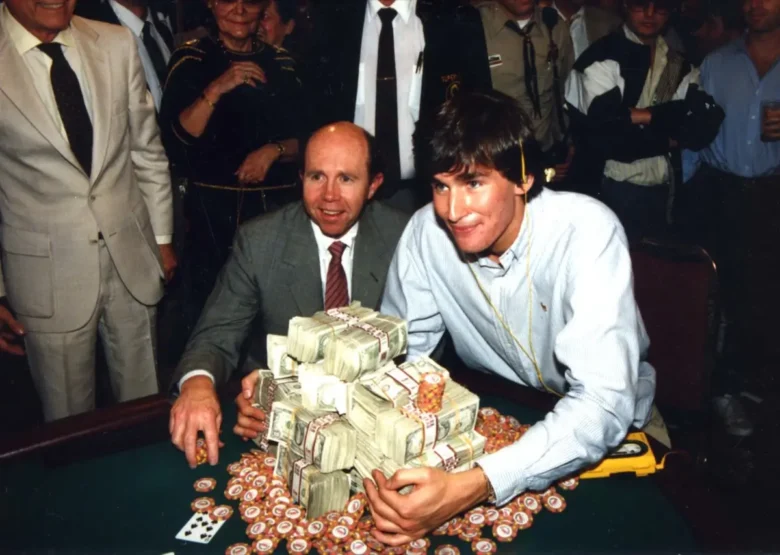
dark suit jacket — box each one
[309,1,490,133]
[74,0,175,43]
[172,201,410,389]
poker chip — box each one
[346,497,366,516]
[365,535,385,551]
[285,506,303,522]
[457,526,481,542]
[416,371,445,413]
[246,521,268,539]
[225,543,251,555]
[346,539,369,554]
[275,519,295,537]
[307,519,326,538]
[512,509,533,530]
[242,488,260,503]
[253,538,277,553]
[338,515,356,530]
[329,524,351,543]
[272,503,288,518]
[434,545,460,555]
[492,520,516,542]
[324,511,341,524]
[253,475,269,488]
[557,477,580,491]
[446,517,464,535]
[432,522,450,536]
[521,494,542,514]
[268,486,286,499]
[241,504,263,523]
[484,508,500,524]
[471,539,497,554]
[190,497,215,513]
[193,477,217,492]
[209,505,234,521]
[275,495,293,506]
[225,483,244,500]
[263,456,277,470]
[227,462,242,476]
[408,538,430,550]
[544,493,567,513]
[498,507,514,519]
[466,512,487,528]
[287,538,312,554]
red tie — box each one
[324,241,349,310]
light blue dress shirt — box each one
[381,189,656,505]
[683,37,780,181]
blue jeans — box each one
[601,177,670,243]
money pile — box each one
[253,304,486,519]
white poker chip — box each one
[253,475,268,488]
[349,540,368,554]
[226,543,250,555]
[244,506,262,519]
[338,515,355,528]
[247,521,267,537]
[513,510,531,528]
[307,520,325,536]
[331,525,350,540]
[264,456,276,467]
[276,520,294,535]
[409,539,429,549]
[523,496,540,512]
[253,538,275,553]
[347,499,363,514]
[227,484,243,497]
[494,523,514,539]
[285,507,303,520]
[288,538,310,553]
[243,488,259,502]
[467,513,486,526]
[473,539,497,553]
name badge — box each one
[488,54,503,68]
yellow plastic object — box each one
[580,432,666,479]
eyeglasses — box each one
[215,0,265,10]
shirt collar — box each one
[109,0,148,37]
[622,23,668,54]
[552,2,584,22]
[367,0,414,24]
[310,220,360,254]
[475,193,537,271]
[483,2,539,38]
[2,3,76,55]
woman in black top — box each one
[160,0,303,309]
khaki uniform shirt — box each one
[477,2,574,151]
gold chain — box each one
[465,207,563,398]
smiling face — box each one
[258,0,295,47]
[302,123,383,238]
[744,0,780,33]
[624,1,671,40]
[432,165,533,259]
[4,0,77,42]
[212,0,265,42]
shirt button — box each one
[751,115,757,120]
[747,140,752,145]
[89,195,96,201]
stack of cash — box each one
[255,308,485,519]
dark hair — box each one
[418,90,544,200]
[300,124,384,182]
[274,0,298,23]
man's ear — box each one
[367,173,384,200]
[284,19,296,39]
[514,174,535,197]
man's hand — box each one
[364,467,489,546]
[170,375,223,468]
[551,145,575,183]
[234,371,267,440]
[0,304,25,356]
[236,144,281,185]
[762,108,780,142]
[158,243,178,283]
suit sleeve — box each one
[566,59,670,162]
[172,226,263,391]
[124,27,174,241]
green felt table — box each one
[0,391,696,555]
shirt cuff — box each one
[178,370,215,392]
[476,448,529,506]
[156,235,173,244]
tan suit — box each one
[0,12,173,420]
[477,2,574,151]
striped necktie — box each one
[324,241,350,310]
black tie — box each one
[37,42,93,176]
[505,21,542,119]
[149,10,174,51]
[375,7,400,184]
[142,21,169,86]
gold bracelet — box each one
[201,93,217,109]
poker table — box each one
[0,372,722,555]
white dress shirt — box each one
[381,189,655,505]
[2,5,94,137]
[353,0,425,180]
[109,0,172,111]
[553,3,588,60]
[178,222,361,389]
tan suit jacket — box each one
[0,16,173,333]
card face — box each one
[175,512,226,544]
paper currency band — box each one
[325,308,391,363]
[303,413,340,464]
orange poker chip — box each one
[307,519,327,538]
[521,494,542,514]
[471,539,497,554]
[345,539,369,554]
[227,462,243,476]
[544,493,567,513]
[337,515,357,530]
[209,505,234,521]
[512,509,533,530]
[242,488,260,503]
[225,543,251,555]
[287,538,312,554]
[484,508,500,524]
[492,520,516,542]
[225,483,244,500]
[285,506,304,522]
[329,524,351,543]
[246,520,268,539]
[275,519,295,537]
[407,538,430,551]
[434,545,461,555]
[253,538,277,553]
[457,525,481,542]
[240,504,263,523]
[416,371,445,413]
[558,477,580,491]
[193,477,217,492]
[432,521,450,536]
[272,503,288,518]
[190,497,215,513]
[465,511,487,528]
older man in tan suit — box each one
[0,0,176,421]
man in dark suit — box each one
[309,0,489,212]
[74,0,174,112]
[168,122,410,467]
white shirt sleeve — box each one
[178,370,216,392]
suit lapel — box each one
[0,28,83,172]
[282,206,325,316]
[71,17,110,185]
[352,205,390,310]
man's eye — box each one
[432,182,448,192]
[467,180,482,189]
[339,175,353,183]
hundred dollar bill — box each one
[288,459,350,519]
[267,335,298,379]
[287,303,376,362]
[288,408,357,473]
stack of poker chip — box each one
[188,307,583,553]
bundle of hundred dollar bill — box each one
[254,303,486,519]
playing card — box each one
[174,512,226,544]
